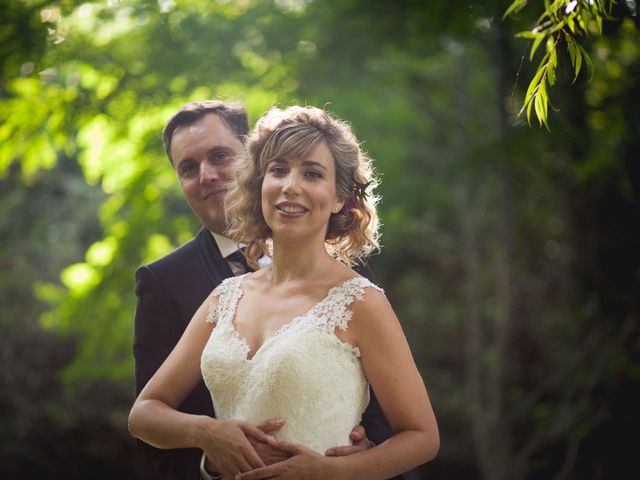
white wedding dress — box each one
[200,275,381,453]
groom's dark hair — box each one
[162,100,249,164]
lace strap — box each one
[312,277,384,332]
[205,275,245,324]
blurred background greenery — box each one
[1,1,639,478]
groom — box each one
[133,100,400,480]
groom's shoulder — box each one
[141,232,203,278]
[352,258,373,281]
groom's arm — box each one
[352,260,395,444]
[354,260,420,479]
[133,265,202,480]
[361,388,394,445]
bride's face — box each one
[261,141,344,243]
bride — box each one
[128,106,439,479]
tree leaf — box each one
[534,90,544,126]
[517,31,540,39]
[574,46,583,83]
[550,41,558,68]
[530,34,545,60]
[502,0,528,19]
[548,63,556,85]
[526,95,534,124]
[577,42,594,80]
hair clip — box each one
[352,181,369,200]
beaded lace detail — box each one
[201,275,382,453]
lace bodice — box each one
[200,275,382,453]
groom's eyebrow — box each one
[206,146,234,158]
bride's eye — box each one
[269,165,287,176]
[305,170,322,179]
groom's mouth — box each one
[202,189,227,200]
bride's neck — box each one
[268,239,334,284]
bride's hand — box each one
[201,418,269,479]
[236,437,339,480]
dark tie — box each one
[226,249,252,275]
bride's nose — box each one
[282,171,301,195]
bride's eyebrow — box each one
[302,160,327,171]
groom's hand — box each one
[201,419,267,479]
[236,437,339,480]
[250,419,291,465]
[325,425,375,457]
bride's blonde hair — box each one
[225,106,380,268]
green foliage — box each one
[1,0,639,478]
[504,0,615,127]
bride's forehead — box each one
[268,142,335,167]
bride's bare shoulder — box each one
[349,282,396,328]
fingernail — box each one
[326,449,334,456]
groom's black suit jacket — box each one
[134,227,399,480]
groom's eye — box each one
[209,150,230,164]
[179,162,197,177]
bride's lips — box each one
[276,201,308,217]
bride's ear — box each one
[332,199,345,214]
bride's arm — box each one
[332,286,440,478]
[128,293,269,477]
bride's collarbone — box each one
[233,282,326,333]
[236,288,318,323]
[232,284,359,355]
[243,275,334,302]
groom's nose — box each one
[199,161,220,183]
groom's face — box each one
[170,113,244,234]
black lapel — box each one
[195,227,234,286]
